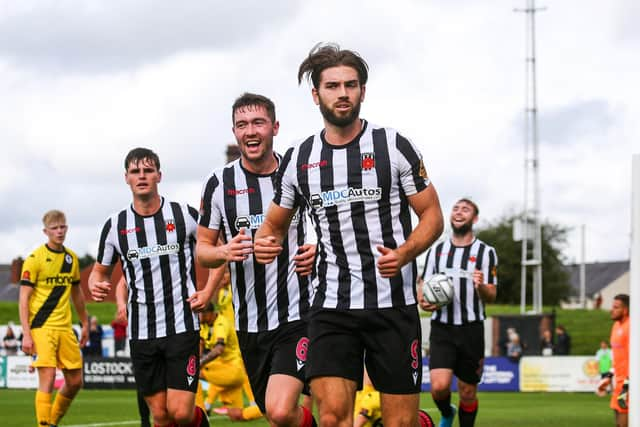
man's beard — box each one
[319,99,361,128]
[451,221,473,236]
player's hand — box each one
[79,323,89,348]
[21,333,35,355]
[226,407,245,421]
[473,270,484,288]
[224,228,254,262]
[416,277,440,311]
[254,236,283,264]
[376,246,405,278]
[595,376,611,397]
[89,281,112,302]
[187,290,212,313]
[293,244,316,276]
[116,303,127,323]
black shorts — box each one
[307,305,422,394]
[428,321,485,384]
[130,330,200,396]
[237,320,309,413]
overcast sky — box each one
[1,0,638,267]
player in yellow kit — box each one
[19,210,89,427]
[198,302,245,408]
[354,368,382,427]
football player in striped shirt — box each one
[19,209,89,427]
[89,148,211,427]
[418,198,497,427]
[255,43,443,427]
[197,93,316,427]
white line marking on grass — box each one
[67,414,225,427]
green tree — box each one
[476,215,571,306]
[78,253,96,270]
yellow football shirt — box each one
[200,315,242,366]
[20,244,81,330]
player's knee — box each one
[149,406,170,425]
[430,382,450,399]
[65,374,83,394]
[266,404,296,426]
[457,384,477,402]
[317,404,350,427]
[171,405,195,425]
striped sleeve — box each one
[199,172,222,229]
[395,132,430,196]
[274,145,298,209]
[96,217,118,266]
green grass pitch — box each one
[0,389,612,427]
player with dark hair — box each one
[419,198,497,427]
[19,209,89,427]
[197,93,316,427]
[255,43,442,427]
[89,147,211,427]
[598,293,630,427]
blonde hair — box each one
[42,210,66,227]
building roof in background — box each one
[565,260,629,297]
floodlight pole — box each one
[515,0,545,314]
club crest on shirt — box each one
[166,220,176,232]
[65,254,73,264]
[361,152,375,170]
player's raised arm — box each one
[254,202,295,264]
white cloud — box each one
[0,0,637,266]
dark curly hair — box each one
[298,42,369,89]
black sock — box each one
[433,394,453,417]
[458,401,478,427]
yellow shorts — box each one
[201,360,244,389]
[31,327,82,370]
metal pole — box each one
[580,224,586,308]
[516,0,545,313]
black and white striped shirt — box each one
[199,157,311,333]
[274,120,430,310]
[421,238,498,325]
[96,198,200,340]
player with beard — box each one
[418,198,497,427]
[255,43,441,427]
[197,93,316,427]
[597,294,629,427]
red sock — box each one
[300,405,315,427]
[459,400,478,412]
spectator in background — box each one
[594,293,603,310]
[506,333,523,362]
[111,310,128,356]
[554,325,571,355]
[540,329,554,356]
[3,323,19,355]
[596,340,613,380]
[82,316,103,358]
